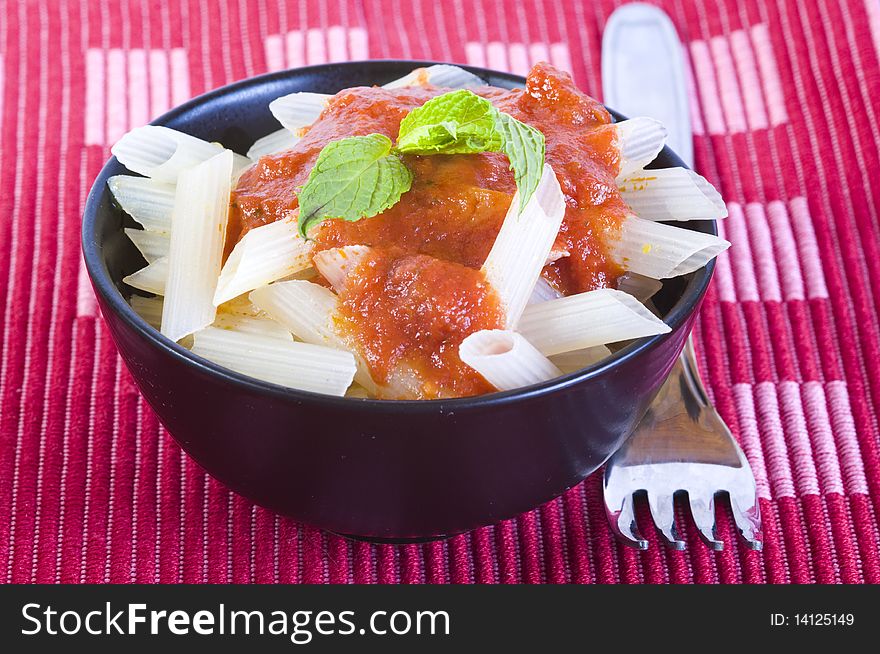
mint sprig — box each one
[296,134,412,238]
[496,113,546,211]
[296,90,545,236]
[397,90,503,154]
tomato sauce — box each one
[336,249,503,398]
[229,63,629,398]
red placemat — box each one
[1,0,879,584]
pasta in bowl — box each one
[83,61,724,538]
[111,62,727,401]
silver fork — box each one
[602,3,762,552]
[603,337,763,551]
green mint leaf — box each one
[497,113,546,212]
[295,93,546,235]
[296,134,413,238]
[396,90,504,154]
[396,90,545,210]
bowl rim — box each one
[82,59,716,413]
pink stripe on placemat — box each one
[1,0,879,585]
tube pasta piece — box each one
[247,128,298,160]
[125,227,170,263]
[528,276,563,305]
[383,64,484,89]
[279,267,319,283]
[615,272,664,303]
[129,294,164,329]
[213,216,313,306]
[481,164,566,328]
[108,175,176,233]
[612,214,730,279]
[216,293,263,317]
[345,384,372,399]
[617,168,727,222]
[161,150,234,342]
[250,281,340,347]
[268,92,331,135]
[190,327,356,396]
[460,330,562,391]
[211,312,293,341]
[518,288,670,356]
[615,117,667,178]
[123,256,168,295]
[250,280,377,394]
[549,346,613,374]
[313,245,371,293]
[112,125,249,182]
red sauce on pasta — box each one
[336,249,503,398]
[229,63,628,398]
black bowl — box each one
[82,60,716,540]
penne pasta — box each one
[617,168,727,222]
[481,164,566,328]
[460,330,562,391]
[528,276,563,305]
[112,125,250,182]
[123,256,168,295]
[312,245,371,293]
[246,128,298,160]
[383,64,484,89]
[278,267,319,283]
[615,117,668,178]
[611,214,730,279]
[125,227,170,263]
[345,384,373,399]
[250,280,378,393]
[216,293,264,317]
[615,272,664,303]
[211,312,293,341]
[129,294,164,329]
[250,280,341,348]
[549,345,613,374]
[268,92,331,135]
[161,149,234,342]
[108,175,175,233]
[213,215,313,306]
[190,327,356,396]
[518,288,670,356]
